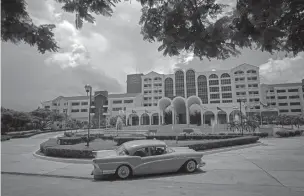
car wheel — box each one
[116,165,131,179]
[184,160,197,173]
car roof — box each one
[123,140,166,151]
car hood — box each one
[93,150,117,158]
[171,147,197,153]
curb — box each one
[1,172,91,180]
[33,141,264,164]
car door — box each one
[133,146,179,175]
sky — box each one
[1,0,304,112]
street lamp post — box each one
[237,98,246,135]
[84,84,92,147]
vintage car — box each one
[91,139,205,180]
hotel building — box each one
[41,64,303,127]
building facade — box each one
[41,63,303,127]
[122,63,261,126]
[260,83,304,116]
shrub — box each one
[178,136,259,151]
[57,136,83,145]
[275,130,298,137]
[252,132,269,138]
[1,135,12,141]
[114,136,147,146]
[40,138,58,153]
[44,147,94,159]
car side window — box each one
[150,146,166,156]
[133,147,149,157]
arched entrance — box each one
[204,111,215,126]
[172,97,187,124]
[128,114,139,126]
[189,104,201,125]
[159,97,172,125]
[151,113,159,125]
[187,96,203,125]
[217,111,227,124]
[141,113,150,125]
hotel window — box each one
[278,96,287,99]
[209,80,219,85]
[71,102,80,106]
[71,109,79,113]
[81,102,88,105]
[221,86,232,91]
[210,94,220,99]
[266,96,275,99]
[164,77,174,100]
[113,100,122,104]
[222,93,232,99]
[234,70,244,75]
[144,78,152,82]
[220,73,230,78]
[291,109,302,112]
[144,84,152,88]
[278,103,288,106]
[209,74,218,79]
[247,70,257,74]
[210,100,220,103]
[154,103,157,106]
[81,109,88,112]
[154,77,162,81]
[222,100,233,103]
[279,109,289,113]
[255,106,260,109]
[45,106,50,109]
[209,87,219,92]
[144,104,148,107]
[289,95,300,99]
[221,79,231,85]
[248,84,258,88]
[249,98,259,102]
[197,75,208,104]
[236,92,246,96]
[186,70,196,97]
[247,76,257,81]
[112,108,122,111]
[288,89,299,92]
[277,89,286,93]
[235,77,245,82]
[290,102,301,106]
[124,100,133,103]
[249,91,259,95]
[175,70,185,97]
[236,85,245,89]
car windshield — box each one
[116,145,129,156]
[166,147,175,153]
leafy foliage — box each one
[2,0,303,58]
[1,0,59,53]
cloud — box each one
[259,52,304,84]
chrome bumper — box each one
[91,164,116,176]
[198,162,206,168]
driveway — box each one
[1,133,304,196]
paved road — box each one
[2,132,304,196]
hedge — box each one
[179,136,260,151]
[40,136,259,159]
[276,129,303,137]
[114,136,147,146]
[40,138,58,153]
[1,135,12,141]
[44,146,94,159]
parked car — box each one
[91,139,205,180]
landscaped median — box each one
[39,135,260,159]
